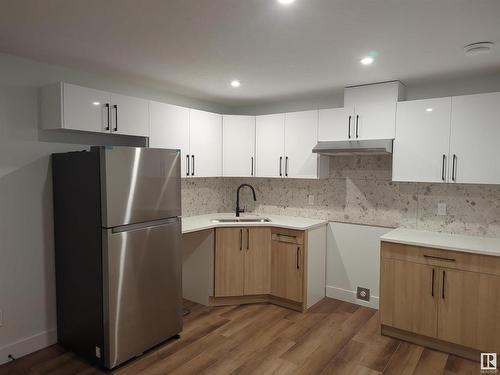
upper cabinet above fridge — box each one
[41,82,149,137]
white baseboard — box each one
[0,329,57,365]
[326,286,379,310]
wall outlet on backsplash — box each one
[308,194,314,205]
[437,202,447,216]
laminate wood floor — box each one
[0,298,480,375]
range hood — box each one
[312,139,393,156]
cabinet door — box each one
[189,109,222,177]
[271,240,304,302]
[255,114,285,177]
[380,259,438,338]
[450,92,500,184]
[344,82,401,140]
[222,115,255,177]
[110,93,149,137]
[215,228,245,297]
[318,107,350,141]
[393,98,452,183]
[244,228,271,295]
[437,269,500,352]
[149,101,190,176]
[63,83,111,133]
[284,110,319,179]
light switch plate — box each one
[0,309,3,327]
[437,202,447,216]
[308,194,314,205]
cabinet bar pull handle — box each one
[105,103,110,131]
[191,155,195,176]
[186,154,190,176]
[348,115,352,139]
[279,156,283,177]
[441,154,446,181]
[285,156,289,177]
[424,254,456,262]
[355,115,359,138]
[452,154,457,182]
[442,270,446,299]
[431,269,435,297]
[251,157,254,176]
[296,247,300,269]
[113,104,118,132]
[240,229,242,251]
[247,228,249,250]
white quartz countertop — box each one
[381,228,500,257]
[182,213,328,234]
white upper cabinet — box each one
[41,82,149,137]
[222,115,256,177]
[344,81,405,140]
[189,109,222,177]
[284,110,322,179]
[393,97,452,183]
[110,93,149,137]
[255,113,285,178]
[318,107,348,141]
[149,101,190,176]
[41,83,111,133]
[450,92,500,184]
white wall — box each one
[0,52,228,364]
[326,222,392,309]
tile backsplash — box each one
[182,155,500,238]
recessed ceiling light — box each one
[360,56,374,65]
[230,80,241,88]
[426,108,433,112]
[278,0,295,5]
[464,42,493,56]
[92,101,101,106]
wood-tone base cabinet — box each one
[380,241,500,359]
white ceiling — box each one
[0,0,499,106]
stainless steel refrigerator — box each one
[52,146,182,369]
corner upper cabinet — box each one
[344,81,405,140]
[449,92,500,184]
[255,113,285,178]
[222,115,256,177]
[41,82,149,137]
[149,101,190,176]
[392,97,452,183]
[189,109,222,177]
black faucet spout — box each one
[236,184,257,217]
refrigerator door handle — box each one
[111,217,180,233]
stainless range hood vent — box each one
[312,139,393,156]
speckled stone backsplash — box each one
[182,155,500,238]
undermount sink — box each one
[211,218,271,223]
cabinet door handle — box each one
[240,229,243,251]
[431,269,435,297]
[441,154,446,181]
[348,115,352,139]
[451,154,457,182]
[186,155,190,176]
[279,156,283,177]
[442,270,446,299]
[251,157,254,176]
[191,155,195,176]
[113,104,118,132]
[424,254,456,262]
[296,247,300,269]
[105,103,110,131]
[247,228,250,250]
[355,115,359,138]
[285,156,289,177]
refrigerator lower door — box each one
[102,217,182,369]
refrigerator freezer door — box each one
[102,217,182,369]
[99,147,181,228]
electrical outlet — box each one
[356,287,370,302]
[308,194,314,205]
[437,202,447,216]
